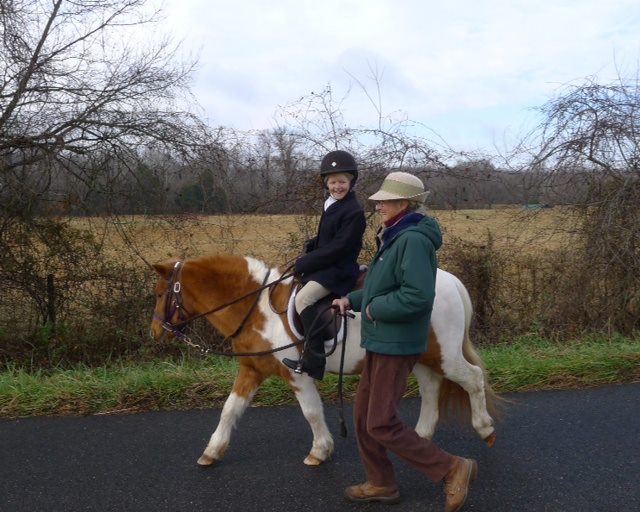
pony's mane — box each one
[187,254,272,288]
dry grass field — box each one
[7,206,634,374]
[71,206,579,268]
[434,207,578,249]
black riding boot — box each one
[283,306,326,380]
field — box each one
[72,206,578,267]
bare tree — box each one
[0,0,216,362]
[0,0,211,194]
[275,84,453,199]
[519,74,640,333]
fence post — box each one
[46,273,56,335]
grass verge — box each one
[1,335,639,419]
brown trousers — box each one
[354,351,454,487]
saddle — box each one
[287,266,367,347]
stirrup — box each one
[282,358,324,380]
[282,357,303,374]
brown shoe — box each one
[443,456,478,512]
[344,481,401,504]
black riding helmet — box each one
[319,150,358,187]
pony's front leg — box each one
[289,374,334,466]
[197,363,264,466]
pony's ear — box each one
[152,261,173,278]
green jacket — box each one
[348,214,442,355]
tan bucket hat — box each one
[368,172,430,202]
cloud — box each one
[160,0,640,150]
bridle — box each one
[154,261,191,339]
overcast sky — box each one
[159,0,640,154]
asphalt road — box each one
[1,384,639,512]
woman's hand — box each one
[365,305,374,321]
[332,297,351,314]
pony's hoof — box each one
[197,454,216,466]
[303,454,324,466]
[484,431,497,448]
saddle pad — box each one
[287,285,346,350]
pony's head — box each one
[150,259,187,342]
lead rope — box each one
[337,308,349,438]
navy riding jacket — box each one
[294,191,366,296]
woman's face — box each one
[326,174,351,200]
[375,199,409,223]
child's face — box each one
[326,174,351,200]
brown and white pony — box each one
[150,254,498,467]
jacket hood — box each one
[413,215,443,250]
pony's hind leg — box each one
[412,363,443,440]
[442,356,495,443]
[288,373,334,466]
[197,363,264,466]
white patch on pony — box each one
[245,257,299,362]
[431,269,467,365]
[291,372,335,464]
[199,391,253,464]
[412,363,443,439]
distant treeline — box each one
[2,147,592,217]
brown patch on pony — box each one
[231,363,267,399]
[418,330,444,373]
[269,271,300,353]
[179,255,261,339]
[351,358,365,375]
[229,324,287,396]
